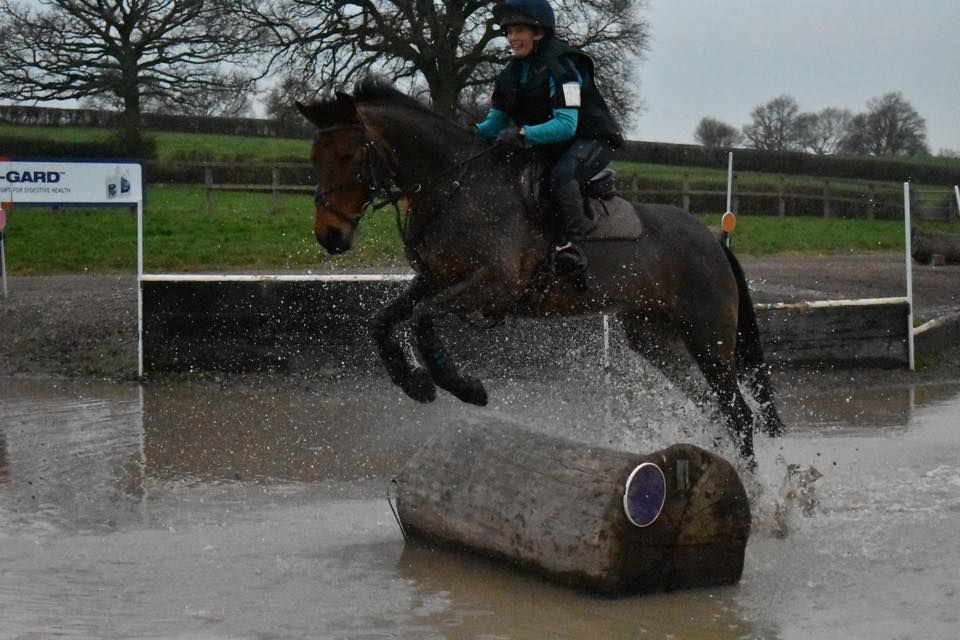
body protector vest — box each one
[492,37,624,149]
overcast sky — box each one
[629,0,960,152]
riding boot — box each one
[551,180,594,279]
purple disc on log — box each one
[623,462,666,527]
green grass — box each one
[0,123,311,163]
[3,185,407,275]
[5,183,951,275]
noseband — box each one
[311,124,401,228]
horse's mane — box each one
[352,76,469,138]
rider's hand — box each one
[496,126,526,148]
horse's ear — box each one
[295,101,323,127]
[335,91,357,117]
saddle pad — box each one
[587,196,643,240]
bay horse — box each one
[296,77,784,461]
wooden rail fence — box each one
[188,162,956,221]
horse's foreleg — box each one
[369,281,436,403]
[410,274,501,407]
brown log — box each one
[394,421,750,596]
[912,229,960,265]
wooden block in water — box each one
[394,421,750,596]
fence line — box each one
[184,162,957,221]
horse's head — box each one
[296,92,372,254]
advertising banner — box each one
[0,160,142,205]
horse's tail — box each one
[722,242,786,437]
[722,244,765,374]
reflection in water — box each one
[0,375,958,639]
[0,432,8,483]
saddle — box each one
[519,164,643,242]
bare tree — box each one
[236,0,649,127]
[800,107,852,155]
[839,92,929,156]
[694,117,741,150]
[742,95,808,152]
[0,0,260,154]
[264,72,319,135]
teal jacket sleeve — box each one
[523,107,579,146]
[522,73,582,146]
[475,108,510,140]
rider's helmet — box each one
[493,0,556,35]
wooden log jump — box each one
[393,421,751,596]
[912,228,960,265]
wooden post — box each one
[395,421,751,596]
[630,174,639,205]
[867,183,876,220]
[778,176,786,216]
[204,164,214,215]
[271,165,280,214]
[823,179,831,217]
[681,174,690,212]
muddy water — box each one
[1,373,959,640]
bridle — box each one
[311,123,402,229]
[311,120,507,238]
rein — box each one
[312,120,503,242]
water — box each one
[1,374,959,639]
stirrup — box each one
[550,243,588,290]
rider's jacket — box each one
[491,36,624,149]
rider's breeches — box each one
[548,139,612,242]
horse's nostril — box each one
[320,229,351,255]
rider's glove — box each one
[496,126,526,148]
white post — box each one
[0,203,7,298]
[0,233,6,299]
[601,314,611,371]
[954,185,959,221]
[725,152,734,214]
[137,199,144,378]
[903,183,915,371]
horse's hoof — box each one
[402,368,436,403]
[454,375,488,406]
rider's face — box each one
[505,25,540,58]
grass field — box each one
[4,184,956,275]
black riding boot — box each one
[552,180,594,278]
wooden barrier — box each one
[393,421,750,596]
[141,278,914,372]
[755,297,910,366]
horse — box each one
[296,77,784,461]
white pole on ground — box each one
[726,152,734,213]
[903,182,915,371]
[137,199,144,379]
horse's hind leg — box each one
[684,330,757,461]
[620,311,710,404]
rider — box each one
[475,0,623,278]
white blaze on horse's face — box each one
[310,129,366,255]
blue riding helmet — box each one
[493,0,556,34]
